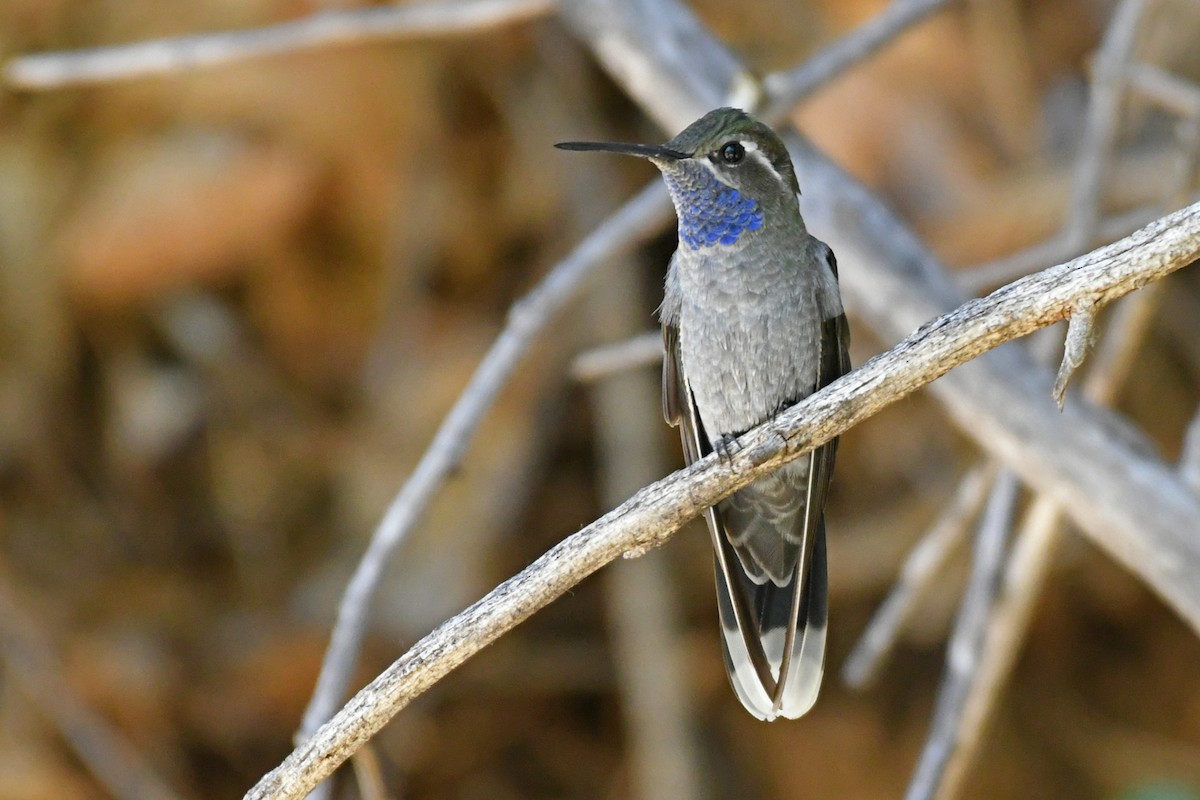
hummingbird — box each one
[557,108,850,720]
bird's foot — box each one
[714,434,741,466]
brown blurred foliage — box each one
[1,1,1199,799]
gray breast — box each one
[675,239,827,440]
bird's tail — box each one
[712,516,828,720]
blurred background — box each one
[1,0,1200,798]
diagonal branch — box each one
[245,200,1200,800]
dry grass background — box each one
[1,0,1200,798]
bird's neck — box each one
[663,167,764,250]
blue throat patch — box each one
[664,167,764,249]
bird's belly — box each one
[680,296,820,440]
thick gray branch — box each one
[245,201,1200,800]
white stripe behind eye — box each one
[742,142,789,192]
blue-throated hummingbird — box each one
[557,107,850,720]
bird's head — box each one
[557,108,801,249]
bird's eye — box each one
[719,141,745,164]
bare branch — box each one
[246,202,1200,800]
[296,184,671,744]
[571,332,661,381]
[1063,0,1147,248]
[760,0,953,115]
[5,0,554,89]
[1127,62,1200,117]
[842,464,996,689]
[904,472,1019,800]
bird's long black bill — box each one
[555,140,689,160]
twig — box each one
[1127,62,1200,116]
[841,464,996,689]
[1063,0,1147,248]
[295,184,672,745]
[1052,300,1098,407]
[246,201,1200,800]
[904,472,1019,800]
[571,332,660,382]
[760,0,954,117]
[933,496,1062,800]
[0,580,186,800]
[5,0,554,89]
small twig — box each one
[571,332,661,382]
[904,472,1019,800]
[842,464,996,689]
[1084,283,1167,405]
[0,581,186,800]
[1127,62,1200,116]
[349,745,390,800]
[760,0,954,117]
[296,184,671,745]
[5,0,554,89]
[1052,300,1098,408]
[246,202,1200,800]
[1063,0,1148,249]
[933,496,1063,800]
